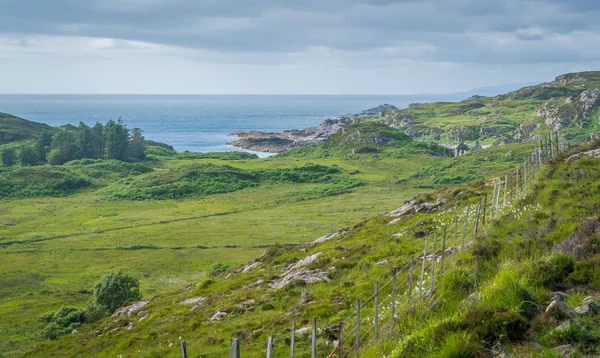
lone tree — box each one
[93,271,142,313]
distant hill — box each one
[0,112,53,144]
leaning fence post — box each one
[494,183,500,219]
[290,322,295,358]
[267,336,274,358]
[408,258,414,306]
[473,200,481,238]
[312,317,317,358]
[440,225,447,275]
[180,341,187,358]
[355,300,360,357]
[230,338,240,358]
[453,216,459,252]
[461,204,471,248]
[482,194,487,226]
[419,236,428,294]
[430,233,438,291]
[374,282,379,342]
[391,266,397,321]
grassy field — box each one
[0,152,439,356]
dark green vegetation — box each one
[3,71,600,357]
[0,112,52,144]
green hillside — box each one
[0,112,53,144]
[2,72,600,357]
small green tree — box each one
[128,128,146,161]
[105,119,130,161]
[49,128,78,165]
[93,271,141,313]
[1,147,17,167]
[20,145,38,166]
[91,122,106,159]
[77,122,94,159]
[35,131,53,163]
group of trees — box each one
[1,120,146,167]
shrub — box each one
[569,256,600,288]
[40,307,85,340]
[209,263,230,277]
[462,306,530,344]
[92,271,142,313]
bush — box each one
[461,306,530,345]
[40,307,85,340]
[569,256,600,288]
[209,263,230,277]
[0,166,91,198]
[92,271,142,313]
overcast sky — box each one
[0,0,599,94]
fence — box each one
[181,132,570,358]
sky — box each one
[0,0,599,94]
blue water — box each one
[0,95,458,156]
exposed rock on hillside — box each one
[228,104,395,153]
[536,90,600,130]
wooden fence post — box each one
[440,225,447,275]
[516,167,519,197]
[420,236,428,294]
[374,282,379,342]
[494,183,500,219]
[430,233,438,291]
[482,194,487,226]
[290,322,295,358]
[453,216,459,251]
[267,336,274,358]
[391,266,397,321]
[408,259,414,306]
[312,317,317,358]
[461,204,471,248]
[355,300,360,357]
[180,341,187,358]
[230,338,240,358]
[473,200,481,238]
[489,184,496,222]
[524,160,527,191]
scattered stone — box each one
[269,268,330,289]
[244,279,265,289]
[177,297,205,306]
[414,198,445,214]
[299,290,313,305]
[575,299,600,316]
[551,291,568,302]
[71,329,78,334]
[387,200,416,217]
[138,314,149,322]
[545,300,579,319]
[312,230,349,244]
[210,311,227,321]
[242,261,260,273]
[556,319,579,332]
[392,232,404,237]
[375,259,391,266]
[295,327,310,335]
[505,151,513,157]
[111,301,149,318]
[285,252,322,272]
[125,321,134,330]
[551,344,574,357]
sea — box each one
[0,94,462,157]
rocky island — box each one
[228,103,398,153]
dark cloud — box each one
[0,0,599,63]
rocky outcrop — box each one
[536,90,600,130]
[558,216,600,258]
[387,198,445,225]
[565,149,600,163]
[269,268,330,289]
[111,301,149,318]
[312,229,349,244]
[359,104,397,116]
[545,299,578,319]
[228,104,396,153]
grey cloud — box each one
[0,0,599,64]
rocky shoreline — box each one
[228,104,398,153]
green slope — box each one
[0,112,53,144]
